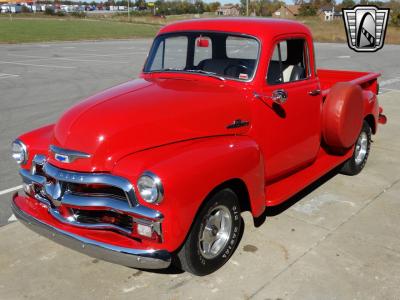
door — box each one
[252,37,322,182]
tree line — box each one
[34,0,400,26]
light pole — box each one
[127,0,130,22]
[246,0,249,16]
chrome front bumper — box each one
[12,195,171,269]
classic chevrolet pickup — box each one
[11,18,387,275]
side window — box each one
[194,36,212,66]
[267,39,310,85]
[150,36,188,70]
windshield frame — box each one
[142,30,261,83]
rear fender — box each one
[113,136,265,252]
[362,90,379,134]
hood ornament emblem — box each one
[50,145,91,164]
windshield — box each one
[143,32,260,81]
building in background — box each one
[272,4,300,19]
[318,5,342,21]
[216,4,240,16]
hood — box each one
[50,77,250,172]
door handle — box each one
[308,89,321,96]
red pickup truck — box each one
[11,18,386,275]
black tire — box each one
[340,121,371,176]
[177,188,242,276]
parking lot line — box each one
[68,52,143,58]
[7,53,129,64]
[38,57,128,64]
[0,60,76,69]
[380,77,400,87]
[380,88,400,93]
[0,73,19,79]
[0,185,22,196]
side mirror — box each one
[271,89,288,105]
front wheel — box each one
[177,188,242,276]
[340,121,371,175]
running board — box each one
[265,147,353,207]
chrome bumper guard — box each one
[12,195,171,269]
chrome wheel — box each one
[355,131,368,165]
[199,205,232,259]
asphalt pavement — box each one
[0,40,400,299]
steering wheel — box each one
[223,64,248,78]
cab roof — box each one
[158,18,312,40]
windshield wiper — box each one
[184,69,226,81]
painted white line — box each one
[0,60,76,69]
[0,72,19,76]
[118,47,149,51]
[80,49,100,52]
[8,214,17,222]
[73,52,143,58]
[37,57,128,64]
[0,185,22,196]
[8,53,127,64]
[0,73,19,79]
[59,51,138,58]
[337,55,351,58]
[55,57,128,63]
[380,87,400,93]
[380,77,400,87]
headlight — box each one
[11,139,28,165]
[137,172,164,204]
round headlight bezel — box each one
[137,171,164,204]
[11,139,28,165]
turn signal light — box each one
[132,223,161,242]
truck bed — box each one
[318,69,380,97]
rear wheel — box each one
[177,188,241,276]
[340,121,371,175]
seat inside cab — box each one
[195,35,258,80]
[267,39,308,85]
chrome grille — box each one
[19,154,163,237]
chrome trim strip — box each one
[12,196,171,269]
[20,169,47,186]
[62,193,163,221]
[49,208,132,235]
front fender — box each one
[113,135,265,252]
[18,124,54,170]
